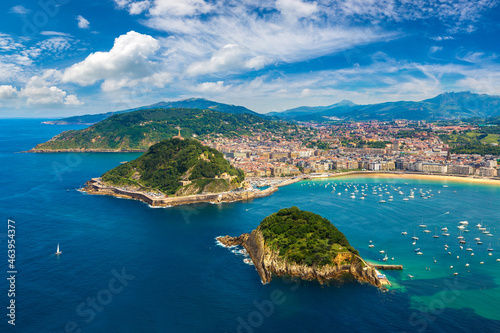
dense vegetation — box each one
[47,98,258,125]
[259,207,358,267]
[35,108,297,151]
[449,143,500,156]
[102,138,244,195]
[439,118,500,155]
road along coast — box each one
[81,178,279,207]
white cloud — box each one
[0,51,33,82]
[62,31,160,88]
[0,34,23,51]
[116,0,212,16]
[20,84,82,106]
[40,31,72,37]
[187,44,269,76]
[16,71,82,106]
[430,46,443,54]
[76,15,90,29]
[129,0,150,14]
[0,85,17,99]
[431,36,454,41]
[195,81,231,92]
[64,94,84,105]
[9,5,30,16]
[110,0,497,84]
[456,51,498,64]
[276,0,318,19]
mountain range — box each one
[269,92,500,122]
[43,92,500,125]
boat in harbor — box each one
[411,230,419,241]
[401,231,408,235]
[433,229,439,238]
[487,243,494,252]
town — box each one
[202,120,499,180]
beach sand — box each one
[320,171,500,186]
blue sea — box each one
[1,119,499,333]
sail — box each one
[57,243,60,253]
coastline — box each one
[216,230,395,289]
[81,171,500,208]
[25,148,147,153]
[81,178,280,207]
[315,171,500,186]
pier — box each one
[372,264,403,270]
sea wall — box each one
[82,179,278,207]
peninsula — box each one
[30,107,298,152]
[81,137,278,206]
[217,207,395,288]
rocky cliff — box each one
[217,228,384,288]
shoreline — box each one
[81,178,280,207]
[80,171,499,208]
[308,171,500,186]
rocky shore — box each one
[81,178,278,207]
[217,228,387,289]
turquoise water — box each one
[1,119,499,332]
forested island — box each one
[101,138,244,195]
[217,207,391,287]
[81,138,278,206]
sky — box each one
[0,0,499,117]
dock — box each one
[372,264,403,270]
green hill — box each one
[44,98,259,125]
[32,107,295,151]
[101,138,244,195]
[259,207,358,267]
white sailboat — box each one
[55,243,62,255]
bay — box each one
[1,119,499,332]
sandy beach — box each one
[322,171,500,186]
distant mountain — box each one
[31,107,296,152]
[43,98,259,125]
[271,92,500,122]
[267,100,356,118]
